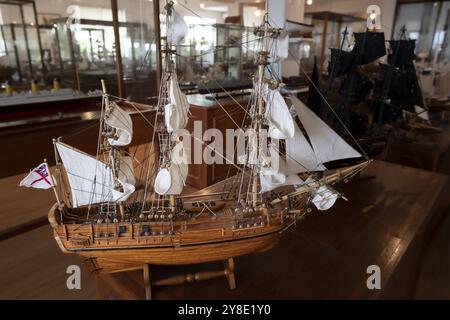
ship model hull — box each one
[47,161,369,273]
[48,203,294,273]
[49,206,283,273]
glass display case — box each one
[0,0,44,85]
[176,22,258,92]
[1,0,157,102]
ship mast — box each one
[252,2,270,208]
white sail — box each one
[154,141,188,195]
[167,8,188,45]
[291,96,361,163]
[260,172,304,193]
[56,142,135,208]
[264,85,295,139]
[104,102,133,147]
[118,156,136,186]
[260,171,286,193]
[154,168,171,195]
[285,123,326,174]
[260,158,304,193]
[269,30,289,63]
[165,76,189,133]
[414,105,430,121]
[312,185,339,211]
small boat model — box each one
[45,2,370,278]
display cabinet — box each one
[176,23,258,90]
[0,0,44,85]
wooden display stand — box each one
[92,258,236,300]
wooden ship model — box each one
[43,2,371,293]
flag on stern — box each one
[19,162,54,189]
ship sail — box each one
[260,158,304,193]
[269,29,289,63]
[352,31,386,64]
[55,142,135,208]
[388,39,416,67]
[291,96,361,163]
[328,48,358,78]
[264,85,295,139]
[154,141,188,195]
[166,7,188,45]
[165,76,190,133]
[285,122,326,174]
[118,156,136,186]
[104,102,133,146]
[304,177,339,211]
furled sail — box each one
[154,141,188,195]
[167,8,188,45]
[264,85,295,139]
[118,156,136,186]
[104,102,133,147]
[285,122,326,174]
[269,30,289,63]
[259,142,303,193]
[165,76,190,133]
[56,142,135,208]
[260,156,304,193]
[291,97,361,163]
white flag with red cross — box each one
[19,162,54,189]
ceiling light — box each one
[200,3,205,8]
[307,0,313,5]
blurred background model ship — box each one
[316,22,442,157]
[20,2,370,292]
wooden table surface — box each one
[0,171,55,237]
[0,160,449,299]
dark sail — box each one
[328,48,358,78]
[307,56,322,115]
[388,40,416,67]
[352,32,386,65]
[379,63,423,111]
[408,65,424,109]
[340,69,373,104]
